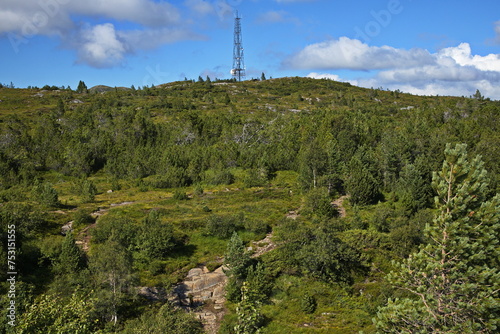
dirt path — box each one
[332,195,349,218]
[71,201,136,251]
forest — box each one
[0,77,499,333]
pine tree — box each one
[375,143,500,333]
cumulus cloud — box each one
[298,37,500,99]
[306,72,342,81]
[285,37,435,70]
[76,23,127,68]
[1,0,204,67]
[69,23,205,68]
[0,0,180,35]
[71,0,181,27]
[184,0,215,16]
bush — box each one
[149,260,165,275]
[72,209,94,229]
[300,293,317,314]
[173,190,189,200]
[243,168,269,188]
[206,215,238,239]
[32,180,59,207]
[81,179,97,203]
[204,169,234,185]
[304,187,338,218]
[194,184,204,196]
[244,219,269,237]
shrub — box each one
[243,168,269,188]
[149,260,165,275]
[204,215,240,239]
[72,209,94,229]
[32,180,59,207]
[80,179,97,203]
[304,187,338,218]
[173,190,189,200]
[244,219,269,238]
[205,169,234,185]
[194,184,204,196]
[300,293,317,314]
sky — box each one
[1,0,500,99]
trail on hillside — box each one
[69,201,136,251]
[333,195,348,218]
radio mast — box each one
[231,11,245,82]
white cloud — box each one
[256,10,300,25]
[70,23,205,68]
[440,43,500,72]
[70,0,181,27]
[298,38,500,99]
[285,37,434,70]
[0,0,207,67]
[0,0,181,35]
[76,23,127,68]
[184,0,215,16]
[306,72,342,81]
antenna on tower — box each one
[231,10,245,82]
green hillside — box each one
[0,77,499,333]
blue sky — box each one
[1,0,500,98]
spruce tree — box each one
[56,232,85,275]
[223,232,251,279]
[376,143,500,333]
[76,80,87,93]
[346,155,380,205]
[224,232,251,302]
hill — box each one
[0,77,498,333]
[88,85,132,93]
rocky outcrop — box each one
[170,266,227,334]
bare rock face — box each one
[170,265,228,334]
[172,266,227,307]
[168,233,276,333]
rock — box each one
[212,286,225,298]
[107,189,113,193]
[61,221,73,235]
[137,287,166,301]
[187,268,204,278]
